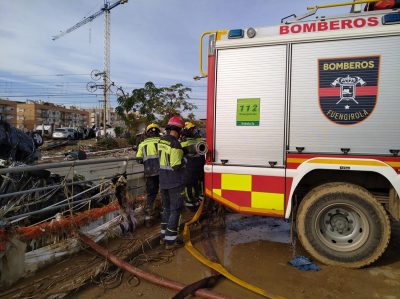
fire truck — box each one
[198,1,400,268]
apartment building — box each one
[18,101,89,130]
[0,99,89,130]
[84,108,125,128]
[0,99,18,126]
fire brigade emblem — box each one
[318,56,380,125]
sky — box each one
[0,0,349,119]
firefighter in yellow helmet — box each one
[136,123,161,227]
[180,121,205,210]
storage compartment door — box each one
[214,45,287,166]
[290,36,400,154]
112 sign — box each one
[236,98,260,126]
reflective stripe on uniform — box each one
[166,228,178,234]
[160,165,173,170]
[143,155,159,162]
[142,145,147,158]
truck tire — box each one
[296,182,390,268]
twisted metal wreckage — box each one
[0,121,141,288]
[0,122,282,299]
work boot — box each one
[184,201,197,212]
[164,238,184,250]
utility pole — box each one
[103,7,111,135]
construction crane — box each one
[52,0,128,135]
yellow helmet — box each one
[146,123,160,133]
[184,122,195,130]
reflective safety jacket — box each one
[180,137,203,155]
[158,134,184,189]
[136,136,160,177]
[181,137,205,183]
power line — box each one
[0,73,90,77]
[0,80,207,88]
[0,94,104,97]
[1,94,206,99]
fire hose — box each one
[183,200,286,299]
[78,232,231,299]
[173,212,223,299]
[185,140,208,156]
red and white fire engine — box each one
[198,0,400,268]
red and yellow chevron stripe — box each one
[205,173,291,217]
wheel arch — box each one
[285,158,400,219]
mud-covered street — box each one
[76,215,400,299]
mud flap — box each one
[389,187,400,220]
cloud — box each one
[0,0,350,119]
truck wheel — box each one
[296,182,390,268]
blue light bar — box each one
[228,29,244,39]
[383,13,400,25]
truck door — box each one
[214,45,287,167]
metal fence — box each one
[0,156,145,224]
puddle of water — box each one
[224,214,291,245]
[209,214,291,269]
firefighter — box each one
[158,115,186,250]
[180,122,205,210]
[136,123,161,227]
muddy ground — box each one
[76,215,400,299]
